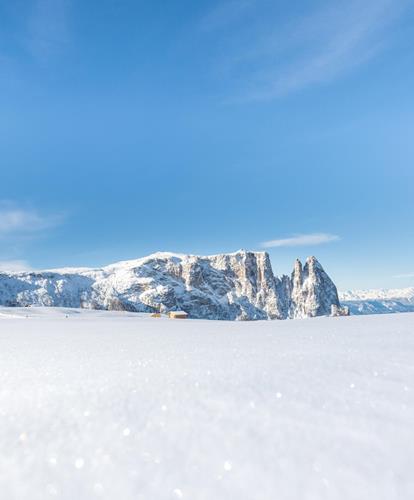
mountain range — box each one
[0,250,341,320]
[339,287,414,315]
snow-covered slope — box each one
[339,287,414,315]
[0,251,340,320]
[1,309,413,500]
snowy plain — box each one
[0,308,413,500]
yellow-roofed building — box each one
[168,311,189,319]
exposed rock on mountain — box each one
[0,251,340,320]
[289,256,341,318]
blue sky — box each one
[0,0,413,290]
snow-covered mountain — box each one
[0,251,340,320]
[339,287,414,315]
[290,257,341,318]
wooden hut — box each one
[168,311,189,319]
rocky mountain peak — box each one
[0,251,341,321]
[305,255,324,273]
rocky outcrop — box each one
[291,256,340,318]
[331,304,350,317]
[0,251,341,320]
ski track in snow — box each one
[0,308,413,500]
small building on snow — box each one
[168,311,189,319]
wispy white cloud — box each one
[0,260,32,273]
[262,233,340,248]
[26,0,69,62]
[0,203,63,272]
[0,204,62,237]
[393,272,414,279]
[201,0,409,100]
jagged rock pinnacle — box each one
[0,251,341,321]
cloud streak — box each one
[262,233,340,248]
[0,205,62,237]
[0,260,32,273]
[202,0,409,100]
[393,272,414,279]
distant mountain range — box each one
[0,251,341,320]
[339,288,414,315]
[2,250,410,319]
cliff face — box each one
[0,251,340,320]
[289,256,340,318]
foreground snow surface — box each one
[0,309,413,500]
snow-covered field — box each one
[0,308,413,500]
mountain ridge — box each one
[0,250,341,321]
[339,287,414,315]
